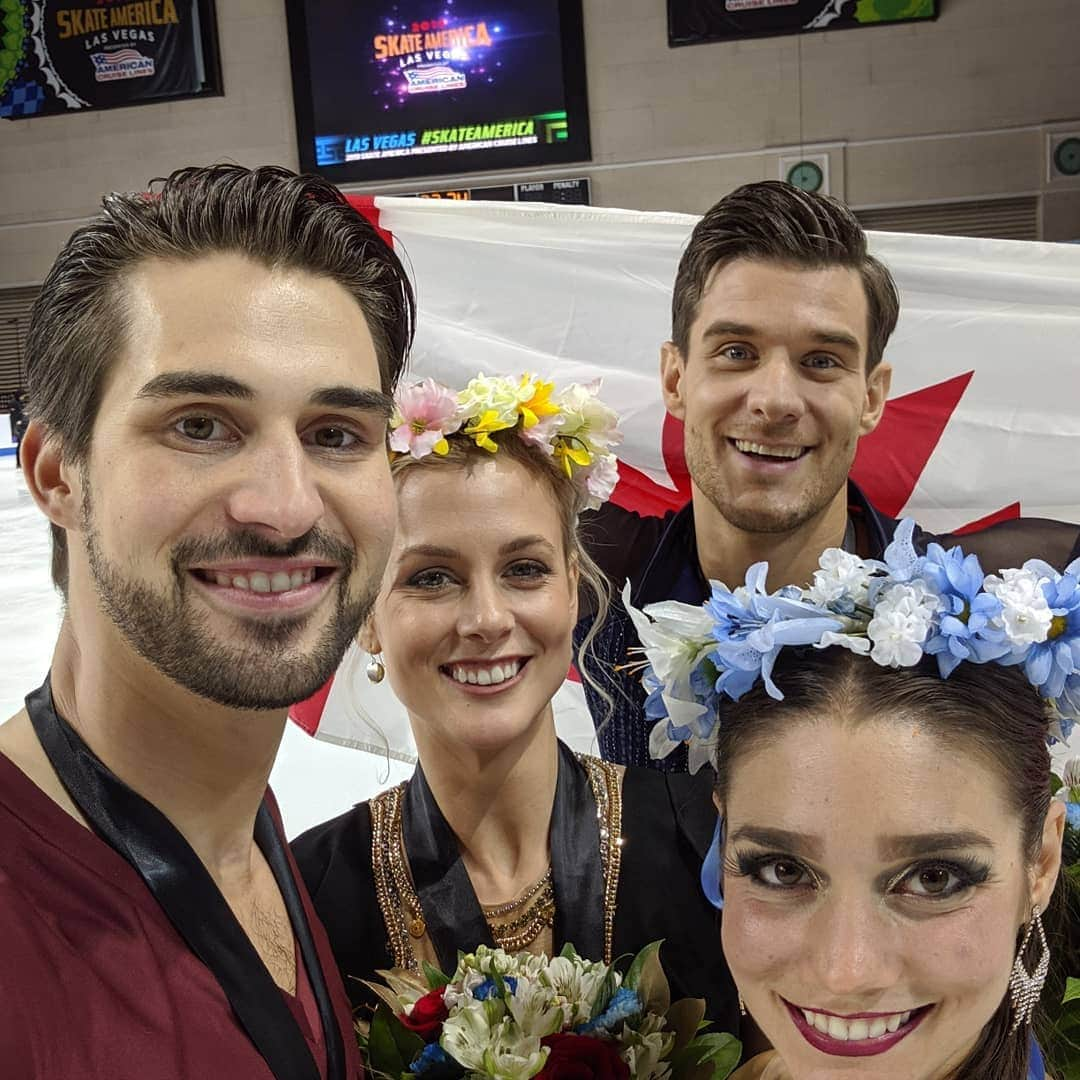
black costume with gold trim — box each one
[293,741,738,1032]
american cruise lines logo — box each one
[90,49,156,82]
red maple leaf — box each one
[612,372,1019,532]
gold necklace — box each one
[480,868,555,952]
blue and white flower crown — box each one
[625,520,1080,773]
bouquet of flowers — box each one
[360,941,741,1079]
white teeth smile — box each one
[734,439,805,460]
[800,1008,912,1041]
[209,568,316,593]
[450,660,522,686]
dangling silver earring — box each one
[738,992,747,1018]
[365,653,385,684]
[1008,905,1049,1034]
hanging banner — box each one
[667,0,939,46]
[0,0,221,120]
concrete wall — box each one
[2,0,1079,287]
[0,2,299,287]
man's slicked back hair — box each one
[25,163,416,594]
[671,180,899,371]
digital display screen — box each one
[668,0,938,46]
[413,178,590,203]
[285,1,590,184]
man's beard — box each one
[82,501,376,710]
[684,424,852,535]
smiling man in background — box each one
[578,181,1080,770]
[0,165,414,1079]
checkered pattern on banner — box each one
[0,80,45,118]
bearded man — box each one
[0,165,414,1079]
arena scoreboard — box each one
[412,178,590,205]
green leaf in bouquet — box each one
[669,1032,742,1080]
[368,1003,415,1079]
[590,964,619,1018]
[491,971,512,1001]
[1064,826,1080,870]
[623,940,671,1016]
[423,960,452,990]
[1042,1010,1080,1080]
[664,997,707,1054]
[390,1017,426,1071]
[1052,773,1064,796]
[1036,1002,1080,1080]
[559,942,581,959]
[1065,977,1080,1006]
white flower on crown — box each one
[456,373,526,427]
[554,380,623,454]
[983,565,1054,646]
[806,548,872,607]
[621,583,716,711]
[866,580,940,667]
[580,453,620,512]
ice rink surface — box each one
[0,463,412,838]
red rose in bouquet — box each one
[538,1033,630,1080]
[398,987,449,1041]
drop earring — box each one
[365,653,385,684]
[1008,905,1049,1034]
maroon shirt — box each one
[0,753,362,1079]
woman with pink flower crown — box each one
[625,520,1079,1079]
[292,375,742,1041]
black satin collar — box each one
[26,677,345,1080]
[403,741,606,974]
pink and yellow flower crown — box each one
[388,373,622,511]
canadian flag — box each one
[291,196,1080,759]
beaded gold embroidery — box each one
[578,754,623,964]
[368,754,624,970]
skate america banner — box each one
[668,0,938,47]
[0,1,221,120]
[290,196,1080,759]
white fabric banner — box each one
[292,197,1080,760]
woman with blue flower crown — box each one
[630,521,1079,1079]
[293,375,742,1046]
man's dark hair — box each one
[671,181,899,371]
[25,164,416,595]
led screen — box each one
[285,1,590,184]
